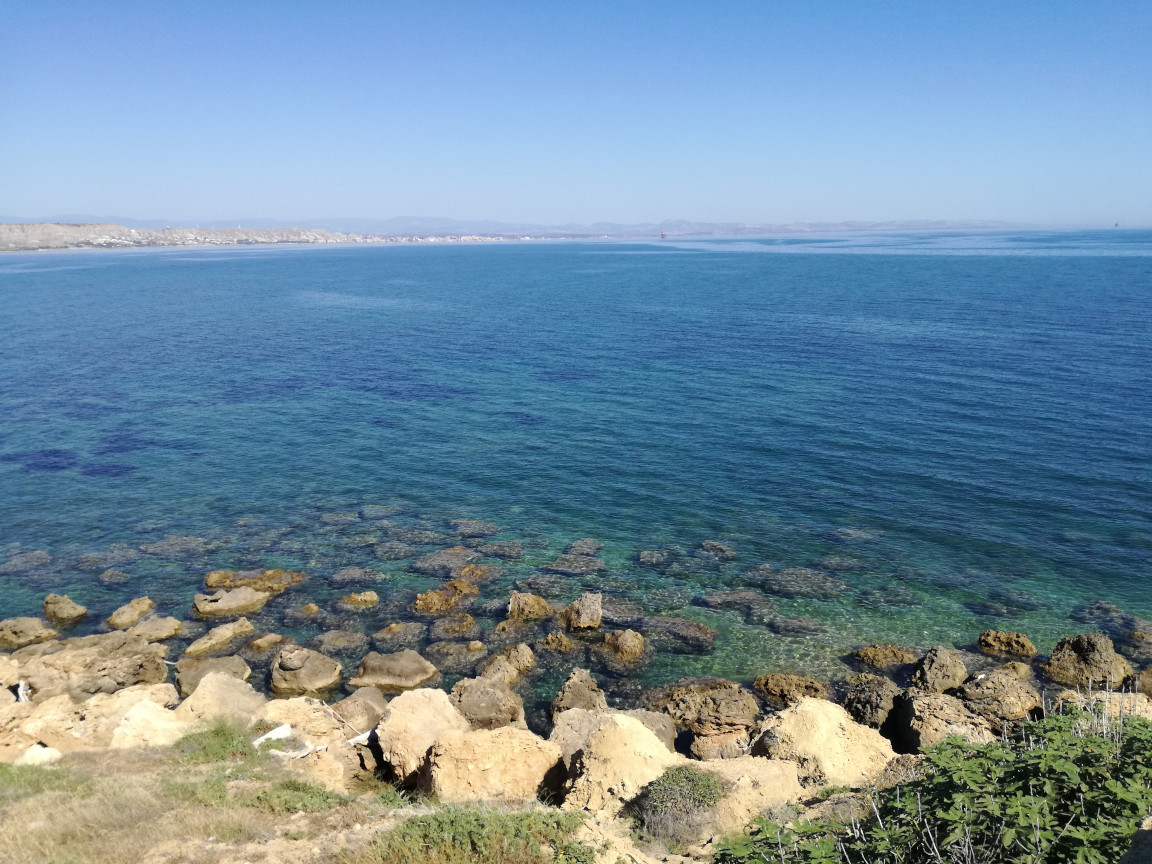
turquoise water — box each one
[1,232,1150,689]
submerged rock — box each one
[371,621,427,651]
[700,540,737,560]
[566,538,604,556]
[204,567,305,595]
[423,640,488,675]
[411,546,479,577]
[751,566,849,600]
[338,590,379,609]
[374,541,414,560]
[480,540,523,559]
[0,550,52,573]
[543,553,606,576]
[637,549,672,568]
[695,590,776,624]
[429,614,481,641]
[449,519,499,537]
[641,616,719,653]
[140,535,213,558]
[311,629,369,654]
[414,579,479,616]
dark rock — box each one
[600,598,646,626]
[769,616,827,637]
[752,673,828,708]
[429,614,481,642]
[695,590,776,624]
[311,629,369,655]
[641,616,719,653]
[911,646,968,693]
[485,618,541,647]
[411,546,479,577]
[543,554,606,576]
[566,538,604,556]
[479,540,523,559]
[551,667,609,718]
[371,621,427,651]
[747,565,849,599]
[423,640,488,675]
[977,630,1038,659]
[852,643,919,669]
[1042,633,1133,687]
[700,540,737,561]
[843,674,900,728]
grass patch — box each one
[348,806,592,864]
[628,765,729,850]
[162,774,230,808]
[0,764,92,809]
[239,777,348,814]
[174,723,259,764]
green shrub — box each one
[356,806,590,864]
[240,777,347,813]
[174,724,258,764]
[715,710,1152,864]
[630,765,729,850]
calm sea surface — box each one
[1,231,1150,690]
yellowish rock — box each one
[107,597,155,630]
[183,617,255,657]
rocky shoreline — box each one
[0,222,509,252]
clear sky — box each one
[2,1,1150,226]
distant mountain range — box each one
[0,215,1018,238]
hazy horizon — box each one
[3,2,1149,226]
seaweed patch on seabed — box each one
[79,462,138,478]
[0,448,81,472]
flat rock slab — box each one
[543,554,606,576]
[348,649,440,693]
[193,587,271,618]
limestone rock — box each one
[911,646,968,692]
[620,709,677,752]
[562,593,603,631]
[13,683,179,752]
[311,629,369,655]
[270,646,341,696]
[698,757,805,840]
[645,677,759,737]
[347,649,440,694]
[0,654,18,688]
[183,617,254,656]
[1042,633,1133,687]
[888,690,996,753]
[539,631,577,653]
[978,629,1038,659]
[371,621,427,651]
[843,674,900,728]
[562,713,682,815]
[452,563,504,583]
[126,616,183,643]
[411,546,479,577]
[0,618,57,651]
[43,595,87,627]
[414,578,478,615]
[479,540,523,559]
[429,614,480,641]
[507,591,554,620]
[424,640,488,675]
[851,643,919,669]
[331,687,388,734]
[192,586,270,619]
[12,632,167,699]
[107,597,155,630]
[641,617,719,653]
[1055,690,1152,723]
[598,630,646,667]
[204,567,305,595]
[752,698,895,788]
[543,554,606,576]
[450,677,525,729]
[174,655,251,697]
[14,744,62,766]
[424,726,562,802]
[957,669,1041,733]
[339,590,379,609]
[373,687,471,783]
[700,540,736,560]
[173,671,265,728]
[552,668,609,718]
[691,729,750,760]
[247,632,287,653]
[753,673,829,708]
[109,700,193,749]
[479,644,535,687]
[566,538,604,556]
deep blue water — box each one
[1,231,1150,684]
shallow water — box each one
[1,231,1150,689]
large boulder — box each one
[1042,633,1133,687]
[851,643,919,669]
[373,688,471,783]
[109,700,193,749]
[694,757,805,843]
[752,698,895,788]
[330,687,388,734]
[506,592,554,620]
[174,655,251,697]
[183,617,254,656]
[956,669,1042,733]
[479,644,536,687]
[0,618,57,650]
[107,597,155,630]
[12,632,168,700]
[597,630,647,669]
[43,595,87,627]
[269,646,341,696]
[843,673,900,729]
[753,673,829,708]
[126,616,183,643]
[192,587,270,618]
[910,646,968,693]
[887,690,996,753]
[562,713,682,815]
[550,708,676,774]
[347,649,440,693]
[423,726,562,802]
[173,672,265,728]
[562,593,603,631]
[204,568,305,595]
[645,677,759,759]
[977,630,1038,659]
[551,668,608,718]
[450,677,524,730]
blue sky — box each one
[2,2,1149,225]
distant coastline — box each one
[0,222,515,253]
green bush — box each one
[356,806,591,864]
[715,710,1152,864]
[630,765,729,849]
[240,777,347,813]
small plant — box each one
[162,774,230,807]
[240,777,348,813]
[174,724,258,764]
[352,806,589,864]
[630,765,729,850]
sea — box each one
[1,230,1150,701]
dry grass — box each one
[0,744,403,864]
